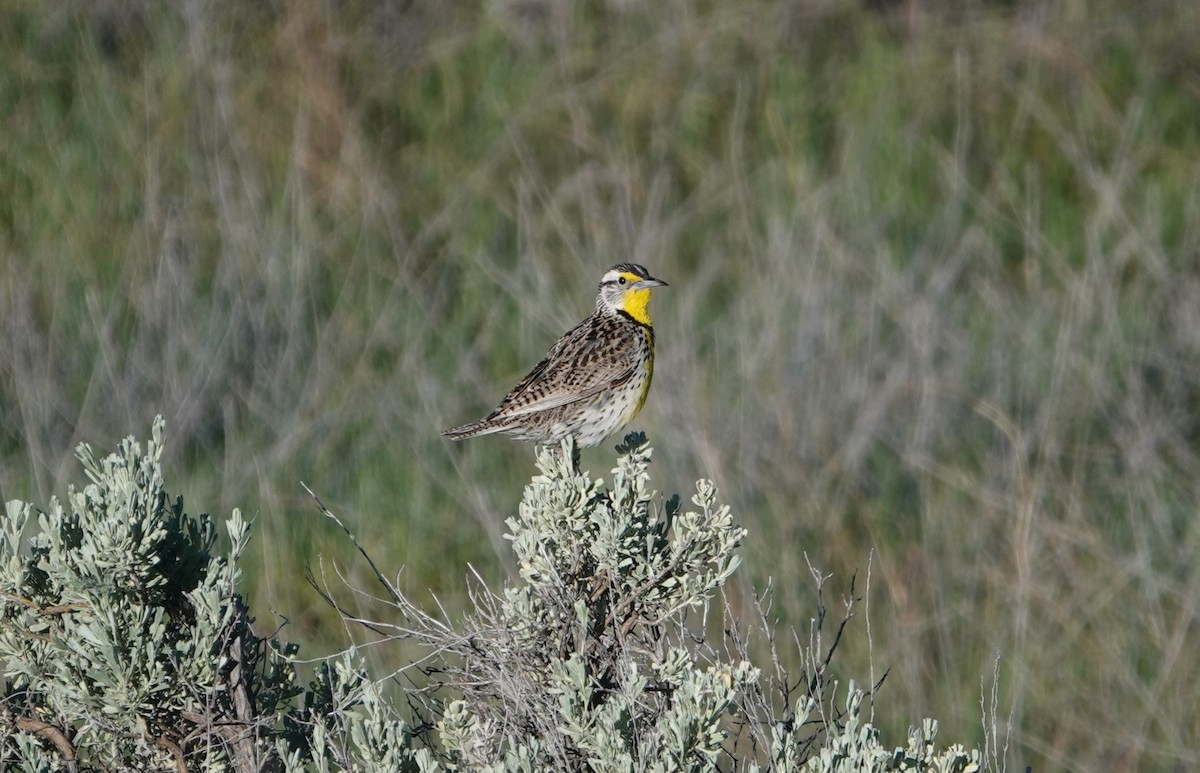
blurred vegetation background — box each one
[2,0,1198,769]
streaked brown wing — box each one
[489,316,638,419]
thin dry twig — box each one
[303,482,404,606]
[152,735,188,773]
[1,592,87,616]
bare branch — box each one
[14,717,79,773]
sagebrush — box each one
[1,421,985,770]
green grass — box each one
[3,1,1200,769]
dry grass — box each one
[2,1,1199,769]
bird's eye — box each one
[618,277,627,285]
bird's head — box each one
[596,263,668,326]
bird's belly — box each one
[567,366,653,448]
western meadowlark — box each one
[443,263,667,458]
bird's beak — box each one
[634,277,668,289]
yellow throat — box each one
[622,287,654,326]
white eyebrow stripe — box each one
[600,270,622,283]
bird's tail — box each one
[442,419,505,440]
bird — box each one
[443,263,667,463]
